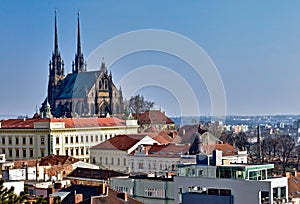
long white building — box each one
[0,117,138,162]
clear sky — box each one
[1,1,300,117]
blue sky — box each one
[1,1,300,117]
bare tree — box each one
[277,134,295,174]
[128,94,154,120]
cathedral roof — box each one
[56,70,101,99]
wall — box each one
[174,176,288,204]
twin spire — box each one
[53,10,86,74]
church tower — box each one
[72,12,86,73]
[48,11,64,112]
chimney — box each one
[118,192,128,201]
[74,193,83,204]
[98,183,107,195]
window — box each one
[70,149,74,156]
[81,136,84,143]
[100,135,103,141]
[65,137,68,143]
[124,158,126,166]
[105,135,107,140]
[41,137,45,145]
[30,149,33,157]
[65,149,68,155]
[139,162,144,169]
[91,135,93,142]
[86,136,88,142]
[41,149,45,157]
[86,148,89,155]
[56,137,59,144]
[29,137,33,145]
[23,149,26,157]
[81,148,84,155]
[76,149,79,156]
[2,138,5,144]
[71,137,73,144]
[9,149,12,157]
[2,149,5,154]
[105,157,108,165]
[117,158,120,165]
[56,149,59,155]
[75,136,78,143]
[111,157,114,165]
[100,157,102,164]
[8,137,12,145]
[16,149,19,157]
[23,137,26,145]
[16,138,19,145]
[96,135,98,142]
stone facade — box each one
[41,13,123,118]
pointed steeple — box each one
[73,11,85,73]
[54,10,59,55]
[47,10,64,115]
[77,11,81,56]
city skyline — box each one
[1,1,300,117]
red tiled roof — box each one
[287,173,300,198]
[0,117,125,129]
[91,134,150,151]
[145,143,190,158]
[13,159,39,168]
[133,110,174,125]
[1,118,49,129]
[51,117,125,128]
[203,143,238,156]
[39,154,79,166]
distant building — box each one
[133,110,175,131]
[0,117,138,162]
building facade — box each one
[0,117,138,162]
[41,12,123,118]
[90,134,161,172]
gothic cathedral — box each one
[41,12,123,118]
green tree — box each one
[0,179,26,204]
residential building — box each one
[110,176,174,204]
[90,134,160,172]
[128,143,195,176]
[133,110,175,131]
[175,154,288,204]
[0,117,138,161]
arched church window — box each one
[99,80,103,90]
[104,79,108,90]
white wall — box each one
[174,176,288,204]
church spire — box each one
[54,10,59,55]
[73,11,86,73]
[77,11,81,56]
[47,10,64,115]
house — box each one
[90,134,161,172]
[128,143,195,176]
[133,110,175,131]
